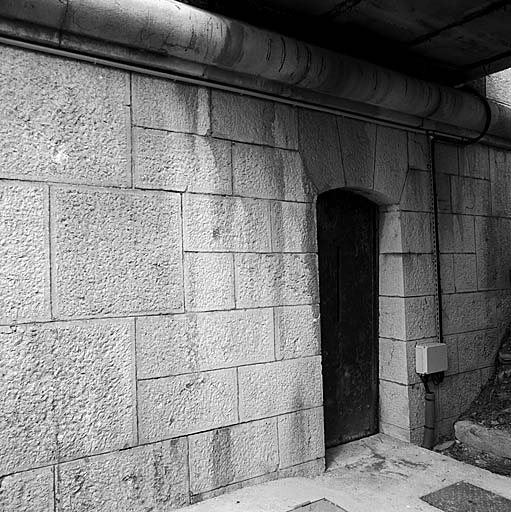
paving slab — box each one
[177,434,511,512]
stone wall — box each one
[1,42,510,510]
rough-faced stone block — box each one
[275,305,320,359]
[184,252,234,311]
[278,458,325,478]
[453,253,477,292]
[438,213,475,253]
[442,292,496,335]
[451,176,490,215]
[489,149,511,218]
[379,296,406,340]
[52,187,183,318]
[438,370,481,419]
[138,369,237,442]
[475,216,511,290]
[440,254,455,293]
[374,126,408,203]
[0,467,54,512]
[189,419,278,494]
[338,117,376,190]
[379,338,418,385]
[0,182,50,324]
[379,380,412,429]
[401,212,432,253]
[233,144,313,201]
[212,91,298,149]
[379,255,404,296]
[298,110,343,192]
[132,74,209,134]
[235,253,319,308]
[0,319,134,475]
[436,173,452,213]
[137,309,274,378]
[238,357,322,421]
[400,169,431,212]
[278,408,325,468]
[271,201,316,253]
[133,129,232,193]
[0,45,130,186]
[457,329,499,372]
[57,439,189,511]
[183,194,271,252]
[442,334,460,376]
[487,68,511,107]
[403,254,435,296]
[435,142,459,175]
[408,132,430,171]
[379,211,402,253]
[459,144,490,180]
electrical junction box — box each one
[416,342,448,375]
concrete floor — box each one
[178,434,511,512]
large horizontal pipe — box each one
[1,0,510,141]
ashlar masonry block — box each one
[438,213,475,253]
[408,132,430,171]
[399,169,432,212]
[233,143,313,201]
[235,253,319,308]
[442,292,496,335]
[138,369,237,442]
[0,319,134,475]
[0,181,50,324]
[0,45,130,186]
[275,305,320,360]
[0,467,54,512]
[189,419,278,494]
[338,117,376,190]
[451,176,491,215]
[183,194,271,252]
[374,125,408,203]
[132,74,209,135]
[136,309,274,378]
[278,407,325,468]
[298,109,343,193]
[212,91,298,149]
[57,438,189,512]
[52,186,183,318]
[459,144,490,180]
[238,357,322,421]
[271,201,317,253]
[133,129,232,194]
[184,252,235,311]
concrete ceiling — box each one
[185,0,511,85]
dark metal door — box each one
[317,189,378,447]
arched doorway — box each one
[317,189,379,447]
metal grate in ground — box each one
[421,481,511,512]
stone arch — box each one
[298,108,436,444]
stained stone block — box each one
[338,117,376,190]
[278,408,325,468]
[233,143,313,201]
[0,45,130,186]
[238,357,322,421]
[189,419,278,493]
[57,439,189,511]
[0,181,50,324]
[137,309,274,378]
[271,201,317,253]
[138,369,237,441]
[52,186,183,318]
[133,129,232,193]
[235,253,319,308]
[183,194,271,252]
[0,319,134,475]
[442,292,496,335]
[132,74,209,134]
[438,214,475,253]
[450,176,490,215]
[212,91,298,149]
[298,110,343,192]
